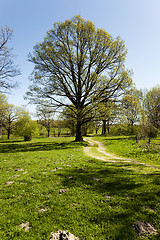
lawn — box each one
[94,136,160,167]
[0,137,160,239]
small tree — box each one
[36,103,55,137]
[143,122,159,144]
[2,104,26,139]
[14,115,39,141]
[145,86,160,130]
[122,87,142,134]
[61,106,76,136]
[97,101,118,135]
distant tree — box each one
[2,105,29,139]
[2,104,19,139]
[26,15,132,141]
[36,103,55,137]
[0,26,20,92]
[143,122,159,144]
[0,93,8,136]
[14,114,39,141]
[122,87,142,134]
[62,106,76,136]
[97,100,119,135]
[145,86,160,130]
[94,120,101,135]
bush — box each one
[14,116,40,141]
[109,123,137,136]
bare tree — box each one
[0,26,20,92]
[36,103,55,137]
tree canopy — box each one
[145,85,160,130]
[122,87,142,132]
[26,15,132,141]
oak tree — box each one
[26,16,132,141]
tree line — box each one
[0,84,159,142]
[0,16,160,142]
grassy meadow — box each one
[0,136,160,239]
[94,136,160,167]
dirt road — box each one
[84,137,159,169]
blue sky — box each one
[1,0,160,117]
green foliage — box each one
[145,85,160,130]
[122,88,142,128]
[108,123,137,136]
[2,104,21,139]
[26,15,132,141]
[14,115,40,141]
[143,123,160,143]
[36,103,55,137]
[0,95,31,139]
[39,124,48,137]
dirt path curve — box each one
[84,137,160,169]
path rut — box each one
[84,137,160,169]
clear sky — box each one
[1,0,160,117]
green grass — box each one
[0,137,160,239]
[94,135,160,167]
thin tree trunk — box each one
[107,119,110,134]
[7,120,11,139]
[7,129,10,139]
[148,137,151,144]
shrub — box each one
[14,116,39,141]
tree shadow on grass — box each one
[58,162,160,239]
[0,140,23,143]
[0,140,87,153]
[60,164,144,196]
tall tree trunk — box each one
[75,108,83,141]
[75,109,83,142]
[47,129,50,137]
[7,128,10,139]
[75,119,83,141]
